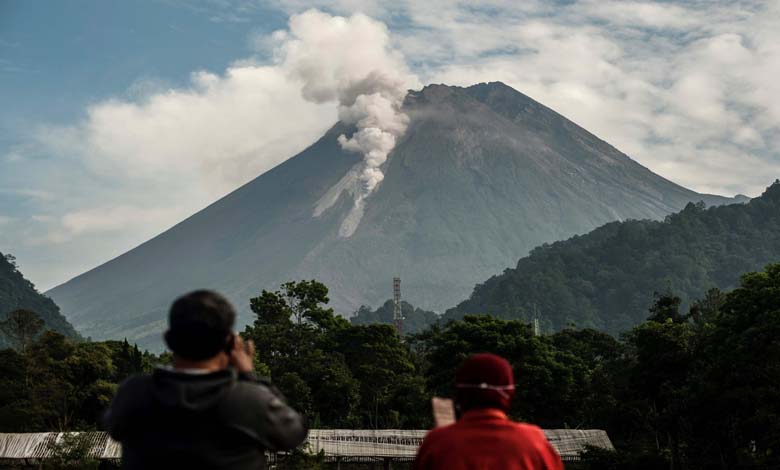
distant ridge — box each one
[1,252,79,346]
[48,82,744,350]
[446,182,780,334]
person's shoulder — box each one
[510,422,548,439]
[421,423,458,444]
[117,373,154,393]
[228,374,279,405]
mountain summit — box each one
[48,82,742,349]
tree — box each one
[251,280,345,330]
[647,293,686,324]
[0,309,44,353]
[414,315,588,428]
[337,324,420,428]
[245,280,360,427]
[351,300,439,335]
[3,253,18,271]
[623,315,695,469]
[693,264,780,468]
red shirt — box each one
[413,409,564,470]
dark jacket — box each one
[102,367,307,470]
[413,409,563,470]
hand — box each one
[229,334,256,373]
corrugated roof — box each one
[0,429,613,461]
[0,432,112,460]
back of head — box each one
[164,290,235,361]
[455,353,515,413]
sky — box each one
[1,0,779,291]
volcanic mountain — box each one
[47,82,742,349]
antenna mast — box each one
[532,303,540,337]
[393,277,404,336]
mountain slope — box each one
[351,300,439,335]
[1,252,79,346]
[48,82,741,349]
[446,182,780,334]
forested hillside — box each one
[447,181,780,333]
[0,253,79,347]
[351,300,439,335]
[3,269,779,469]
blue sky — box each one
[0,1,288,141]
[1,0,779,291]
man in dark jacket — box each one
[413,353,563,470]
[102,290,307,469]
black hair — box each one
[164,290,236,361]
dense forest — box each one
[0,252,79,348]
[1,266,779,469]
[446,181,780,334]
[350,299,439,335]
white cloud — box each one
[5,8,418,287]
[381,0,780,196]
[35,66,335,196]
[579,0,702,30]
[6,1,780,289]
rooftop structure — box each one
[393,277,404,336]
[0,429,614,464]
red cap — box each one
[455,353,515,412]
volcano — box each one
[47,82,742,349]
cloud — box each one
[34,66,335,196]
[6,1,780,290]
[381,0,780,196]
[579,0,702,30]
[4,8,417,287]
[274,9,418,236]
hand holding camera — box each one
[228,334,256,373]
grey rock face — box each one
[47,82,740,350]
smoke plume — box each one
[275,9,418,237]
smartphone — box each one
[431,397,456,427]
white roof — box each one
[0,429,613,461]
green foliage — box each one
[0,330,165,432]
[101,339,156,382]
[251,280,348,330]
[447,182,780,334]
[2,269,778,470]
[691,264,780,468]
[42,433,100,470]
[414,315,594,428]
[245,280,428,428]
[275,448,326,470]
[0,252,80,347]
[0,308,45,353]
[351,300,439,335]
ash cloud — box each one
[274,9,418,236]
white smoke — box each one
[274,9,418,237]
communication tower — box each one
[393,277,404,336]
[532,303,540,336]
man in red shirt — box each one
[413,353,564,470]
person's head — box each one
[163,290,236,363]
[454,353,515,413]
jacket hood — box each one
[152,367,236,411]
